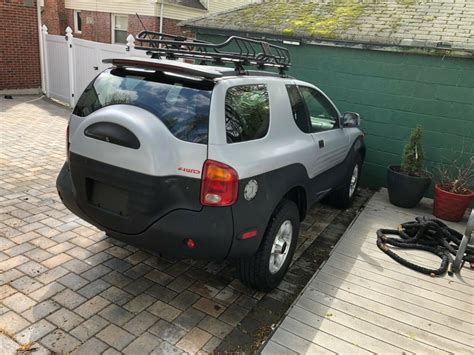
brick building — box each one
[0,0,42,93]
[42,0,254,43]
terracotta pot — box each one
[433,184,474,222]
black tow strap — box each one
[376,217,474,277]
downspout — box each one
[160,2,164,32]
[37,0,46,94]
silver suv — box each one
[57,33,365,291]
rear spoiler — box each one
[102,57,223,79]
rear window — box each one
[73,68,213,144]
[225,84,269,143]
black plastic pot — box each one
[387,165,432,208]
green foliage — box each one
[288,2,365,38]
[397,0,416,6]
[401,127,425,176]
[233,1,366,40]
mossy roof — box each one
[182,0,474,51]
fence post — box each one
[126,34,136,57]
[65,26,75,107]
[41,25,50,98]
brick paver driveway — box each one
[0,96,367,354]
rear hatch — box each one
[68,66,213,234]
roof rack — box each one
[134,31,291,75]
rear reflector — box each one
[200,160,238,206]
[241,230,258,240]
[184,238,196,249]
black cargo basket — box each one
[134,31,291,75]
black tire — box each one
[326,155,362,209]
[239,199,300,291]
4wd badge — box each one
[244,180,258,201]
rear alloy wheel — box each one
[269,220,293,274]
[239,199,300,291]
[326,155,362,209]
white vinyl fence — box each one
[42,25,148,106]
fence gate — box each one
[72,38,101,99]
[41,25,148,106]
[43,33,71,104]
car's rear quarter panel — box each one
[208,78,317,256]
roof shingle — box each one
[183,0,474,51]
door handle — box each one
[318,140,325,148]
[93,66,99,70]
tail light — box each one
[200,160,238,206]
[184,238,196,249]
[66,124,70,163]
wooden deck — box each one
[263,190,473,355]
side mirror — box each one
[341,112,360,128]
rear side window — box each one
[225,84,269,143]
[73,68,213,144]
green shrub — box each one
[401,127,424,176]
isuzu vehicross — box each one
[57,33,365,291]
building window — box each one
[74,10,82,33]
[112,15,128,44]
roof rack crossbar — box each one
[134,31,291,73]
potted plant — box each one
[387,127,432,208]
[433,156,474,222]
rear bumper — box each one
[56,163,234,259]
